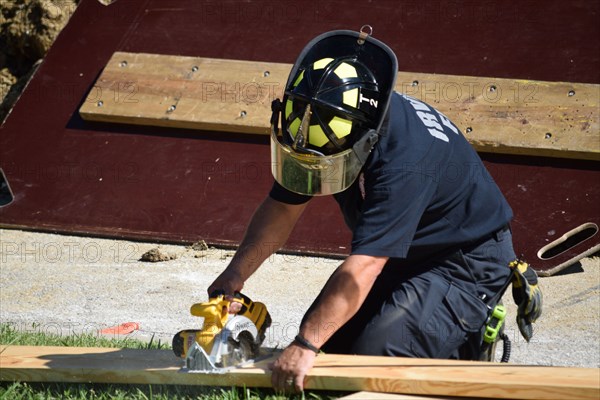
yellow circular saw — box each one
[172,292,271,372]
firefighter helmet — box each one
[271,27,398,195]
[283,56,380,155]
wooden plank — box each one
[1,345,598,399]
[80,53,288,135]
[338,391,460,399]
[396,73,600,161]
[79,52,600,161]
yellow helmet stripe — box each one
[329,116,352,139]
[313,58,334,69]
[343,88,359,107]
[334,62,358,78]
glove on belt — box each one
[510,259,543,342]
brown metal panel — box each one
[111,0,600,83]
[1,0,598,274]
[483,155,599,275]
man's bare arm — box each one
[297,254,389,348]
[270,253,388,391]
[208,196,308,295]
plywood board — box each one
[1,345,598,400]
[79,52,600,161]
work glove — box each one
[510,260,543,342]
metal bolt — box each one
[568,90,575,97]
[120,61,128,68]
[466,127,473,133]
[240,110,247,118]
[192,66,199,72]
[263,71,270,77]
[545,132,552,139]
[167,105,176,113]
[97,100,103,107]
[412,80,419,87]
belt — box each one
[492,224,511,241]
[463,224,511,250]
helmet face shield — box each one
[270,28,398,195]
[270,124,364,195]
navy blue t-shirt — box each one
[270,92,513,261]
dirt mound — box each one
[0,0,78,121]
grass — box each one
[0,323,342,400]
[0,323,168,350]
[0,382,284,400]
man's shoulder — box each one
[385,91,479,161]
[373,92,449,167]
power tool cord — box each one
[499,332,511,363]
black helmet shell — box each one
[281,29,398,156]
[284,57,380,154]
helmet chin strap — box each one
[352,129,379,165]
[293,104,312,150]
[270,99,282,133]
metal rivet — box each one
[120,61,128,68]
[97,100,103,107]
[466,127,473,133]
[412,80,419,86]
[240,111,247,117]
[568,90,575,97]
[489,85,497,92]
[192,66,199,72]
[167,105,176,113]
[545,132,552,139]
[263,71,270,77]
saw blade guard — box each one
[211,315,259,367]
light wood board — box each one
[1,345,598,399]
[79,52,600,160]
[338,391,460,399]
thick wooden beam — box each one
[1,345,598,399]
[79,52,600,161]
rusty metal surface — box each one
[483,155,599,274]
[1,0,598,273]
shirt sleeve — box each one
[350,169,437,258]
[269,181,312,205]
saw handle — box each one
[211,290,250,314]
[190,295,230,329]
[189,291,249,329]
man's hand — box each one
[270,342,317,393]
[207,269,245,313]
[207,268,244,296]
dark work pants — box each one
[304,226,515,360]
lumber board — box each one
[338,391,460,399]
[1,346,598,399]
[79,52,600,161]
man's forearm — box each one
[297,254,388,350]
[227,196,308,281]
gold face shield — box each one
[270,122,365,196]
